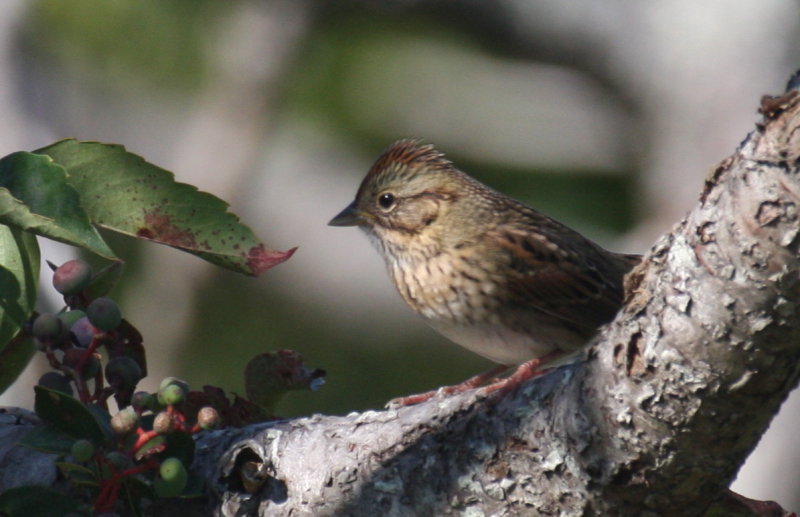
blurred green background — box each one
[1,0,798,508]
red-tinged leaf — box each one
[35,139,295,276]
[185,385,269,427]
[246,245,297,276]
[244,350,326,414]
[228,393,272,426]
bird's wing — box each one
[486,223,638,332]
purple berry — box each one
[70,317,99,348]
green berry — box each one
[159,457,186,482]
[38,372,73,396]
[158,376,189,393]
[157,377,188,406]
[58,310,86,331]
[32,313,63,341]
[131,391,154,412]
[160,384,185,406]
[53,259,93,295]
[86,297,122,331]
[154,457,188,497]
[70,439,95,462]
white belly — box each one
[426,318,580,366]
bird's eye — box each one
[378,193,396,210]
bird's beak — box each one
[328,201,365,227]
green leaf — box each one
[0,227,39,340]
[83,259,124,299]
[0,225,39,395]
[34,386,105,443]
[56,461,98,487]
[18,425,75,455]
[183,471,206,498]
[36,139,296,276]
[0,151,117,259]
[0,334,37,398]
[0,486,82,517]
[84,402,114,442]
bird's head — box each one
[329,140,479,258]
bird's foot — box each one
[386,364,509,407]
[481,351,565,397]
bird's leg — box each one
[387,364,510,407]
[481,350,566,396]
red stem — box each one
[75,333,103,372]
[94,457,159,513]
[131,428,160,455]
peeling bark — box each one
[3,90,800,516]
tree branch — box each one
[189,87,800,516]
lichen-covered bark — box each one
[188,90,800,516]
[583,90,800,515]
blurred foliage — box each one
[463,161,635,236]
[175,271,490,415]
[22,0,227,92]
[15,4,636,415]
[280,9,635,234]
[279,10,480,148]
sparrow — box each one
[330,139,638,404]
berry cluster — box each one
[33,259,134,407]
[28,259,220,513]
[84,377,220,509]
